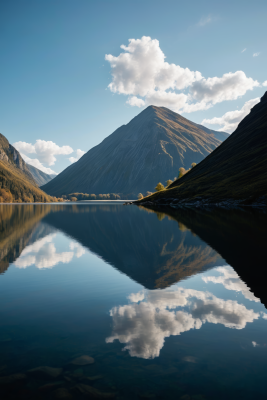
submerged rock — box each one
[53,387,73,399]
[28,366,63,379]
[0,373,27,385]
[71,355,94,366]
[86,374,103,382]
[39,381,64,392]
[75,383,116,398]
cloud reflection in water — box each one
[14,233,86,269]
[106,267,264,359]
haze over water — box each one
[0,203,267,399]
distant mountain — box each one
[27,163,56,186]
[138,92,267,207]
[41,106,227,197]
[0,133,53,202]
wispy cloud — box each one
[241,48,246,53]
[253,52,260,57]
[197,15,212,27]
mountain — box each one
[41,106,227,197]
[138,92,267,207]
[27,163,56,186]
[0,133,36,185]
[0,133,53,202]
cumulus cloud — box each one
[128,291,145,303]
[202,97,260,133]
[68,149,86,163]
[106,286,261,359]
[253,52,260,57]
[13,140,73,166]
[105,36,259,113]
[21,153,57,175]
[13,234,83,270]
[202,266,260,302]
[263,80,267,87]
[127,96,145,107]
[189,71,259,105]
[69,242,86,258]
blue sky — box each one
[1,0,266,174]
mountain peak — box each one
[42,106,225,197]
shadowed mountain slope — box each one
[138,92,267,206]
[41,106,227,196]
[0,133,53,202]
[27,163,56,186]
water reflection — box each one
[42,205,223,288]
[0,204,267,399]
[14,233,86,269]
[106,265,265,359]
[202,266,260,302]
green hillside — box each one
[0,133,59,203]
[137,92,267,207]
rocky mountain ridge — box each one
[41,106,228,197]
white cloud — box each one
[128,291,145,303]
[253,52,260,57]
[14,233,74,269]
[263,80,267,87]
[76,149,86,158]
[126,96,145,107]
[106,286,261,359]
[241,48,246,53]
[197,15,212,27]
[69,242,86,258]
[105,36,259,114]
[252,341,259,347]
[21,153,57,175]
[105,36,202,96]
[189,71,259,105]
[69,149,86,164]
[13,140,73,166]
[202,97,260,133]
[202,266,260,302]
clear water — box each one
[0,203,267,399]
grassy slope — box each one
[137,92,267,205]
[0,133,53,202]
[0,160,52,202]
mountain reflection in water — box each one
[1,204,267,400]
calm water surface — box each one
[0,203,267,399]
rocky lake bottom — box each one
[0,203,266,399]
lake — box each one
[0,203,267,400]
